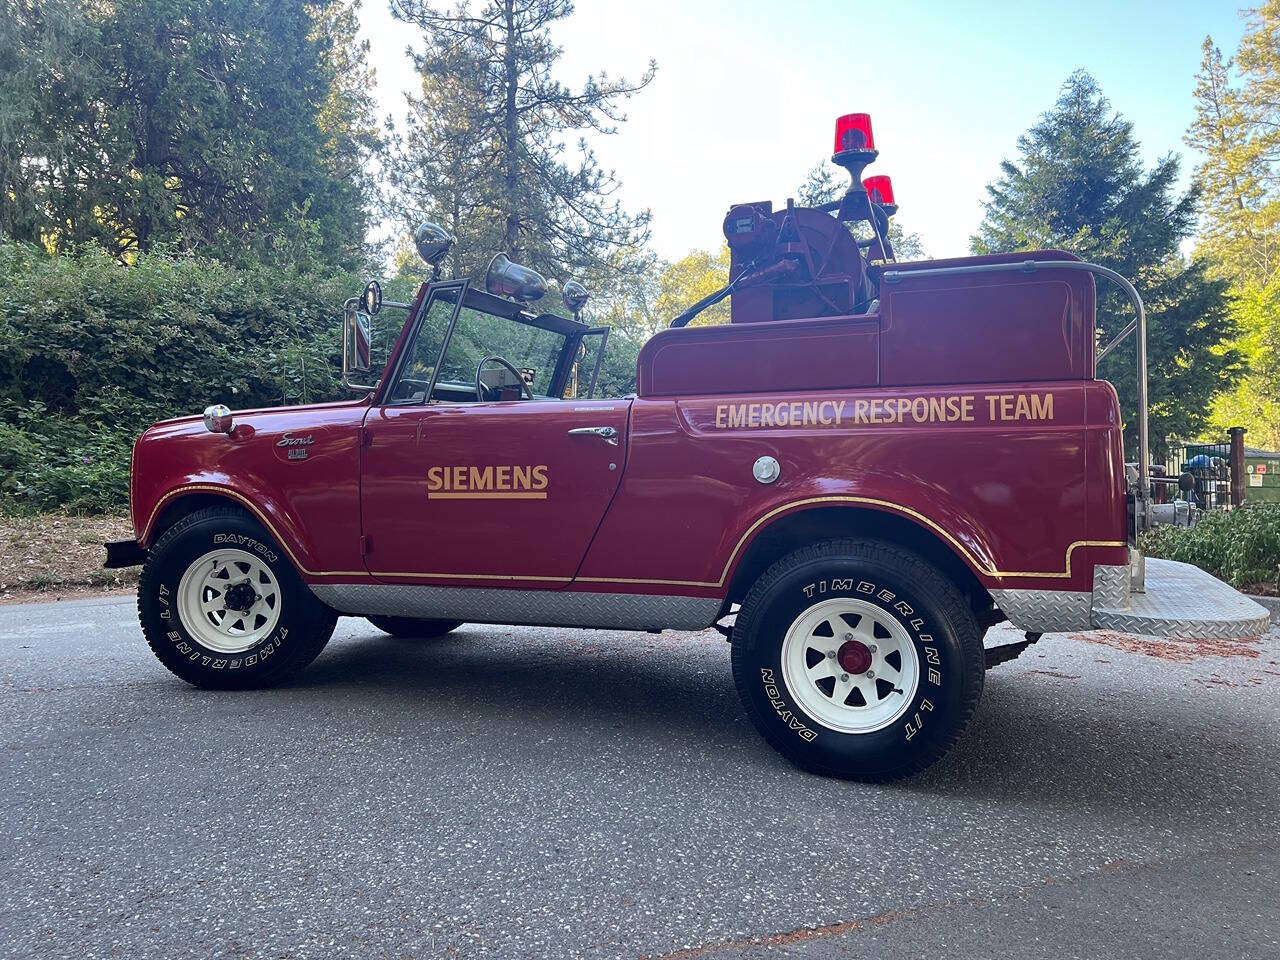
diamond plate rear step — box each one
[1091,558,1271,639]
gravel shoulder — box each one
[0,513,137,603]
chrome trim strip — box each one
[312,584,722,632]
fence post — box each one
[1228,426,1246,506]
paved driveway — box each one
[1,595,1277,959]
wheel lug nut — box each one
[869,644,877,653]
[840,673,849,681]
[843,633,853,641]
[867,669,875,679]
[826,650,836,659]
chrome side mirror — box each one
[344,304,373,377]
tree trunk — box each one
[501,0,520,260]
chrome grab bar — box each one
[881,259,1150,505]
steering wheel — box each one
[475,355,534,402]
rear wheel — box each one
[367,616,464,638]
[731,538,984,781]
[138,505,337,689]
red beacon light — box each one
[831,113,878,186]
[833,113,875,154]
[863,175,897,214]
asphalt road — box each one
[1,595,1278,960]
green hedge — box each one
[0,243,358,513]
[1140,502,1280,591]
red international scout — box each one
[107,114,1270,780]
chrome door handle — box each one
[568,425,619,445]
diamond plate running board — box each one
[1091,558,1271,639]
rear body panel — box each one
[577,382,1127,597]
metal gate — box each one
[1164,442,1233,511]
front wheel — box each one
[138,505,337,689]
[731,539,984,781]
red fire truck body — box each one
[129,252,1125,612]
[111,117,1269,780]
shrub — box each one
[0,242,359,514]
[1140,502,1280,591]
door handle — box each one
[568,425,619,446]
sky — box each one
[360,0,1251,262]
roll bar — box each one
[882,259,1150,504]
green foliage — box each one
[974,71,1240,458]
[0,242,357,513]
[1186,23,1280,449]
[0,0,378,269]
[1207,279,1280,450]
[1140,503,1280,591]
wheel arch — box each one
[724,504,994,616]
[138,485,324,578]
[144,491,246,546]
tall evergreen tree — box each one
[974,71,1239,457]
[387,0,655,290]
[1187,15,1280,451]
[0,0,378,267]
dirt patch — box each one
[0,513,138,603]
[1069,629,1263,663]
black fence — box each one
[1162,442,1233,511]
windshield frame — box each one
[375,278,604,406]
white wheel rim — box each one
[780,597,920,734]
[176,548,282,654]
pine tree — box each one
[0,0,379,268]
[1187,14,1280,451]
[974,71,1239,458]
[387,0,655,290]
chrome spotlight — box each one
[413,221,454,267]
[203,404,233,434]
[562,279,589,316]
[485,253,547,302]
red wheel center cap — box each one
[837,640,872,675]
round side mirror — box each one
[362,279,382,316]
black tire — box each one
[366,616,464,638]
[138,505,337,690]
[731,538,983,782]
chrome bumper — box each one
[992,558,1271,639]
